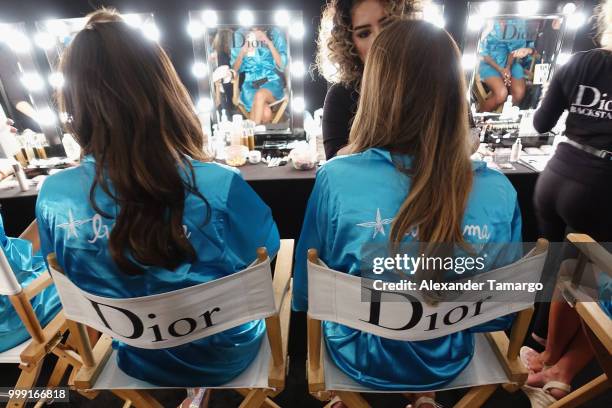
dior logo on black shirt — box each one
[571,85,612,119]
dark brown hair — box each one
[58,9,210,275]
[349,19,473,247]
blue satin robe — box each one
[479,19,528,80]
[293,148,523,390]
[230,27,287,112]
[0,215,61,352]
[36,157,280,386]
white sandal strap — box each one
[543,381,571,394]
[414,396,439,408]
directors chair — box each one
[46,239,294,408]
[307,239,549,408]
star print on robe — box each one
[356,208,394,239]
[56,209,92,239]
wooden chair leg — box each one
[238,389,268,408]
[7,363,43,408]
[549,374,609,408]
[453,384,498,408]
[47,357,71,387]
[235,389,280,408]
[335,391,371,408]
[581,320,612,380]
[112,390,164,408]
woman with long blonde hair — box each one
[294,19,522,408]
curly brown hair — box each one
[316,0,426,86]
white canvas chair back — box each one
[307,247,547,342]
[48,257,277,349]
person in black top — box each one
[533,45,612,242]
[317,0,422,159]
[520,2,612,402]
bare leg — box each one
[510,78,526,106]
[250,89,276,124]
[527,327,593,399]
[480,76,508,112]
[262,105,273,124]
[525,291,582,372]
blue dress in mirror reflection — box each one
[479,19,528,80]
[36,156,280,386]
[0,215,61,352]
[230,27,287,112]
[292,148,524,390]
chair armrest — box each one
[24,270,53,300]
[567,234,612,278]
[576,301,612,355]
[273,239,294,310]
[20,311,66,366]
[485,306,533,385]
[267,280,292,393]
[231,70,241,106]
[485,330,529,384]
[307,316,325,394]
[18,220,40,253]
[73,334,114,390]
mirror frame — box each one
[463,1,585,112]
[189,9,305,134]
[0,22,62,145]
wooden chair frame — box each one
[231,70,289,125]
[3,268,74,408]
[306,239,549,408]
[549,233,612,408]
[47,239,294,408]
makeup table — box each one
[0,161,541,241]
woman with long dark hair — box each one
[36,9,279,389]
[294,19,522,408]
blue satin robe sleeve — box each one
[225,171,280,263]
[293,169,332,312]
[470,200,523,333]
[271,28,288,70]
[35,198,58,271]
[0,214,61,352]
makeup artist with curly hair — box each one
[317,0,424,159]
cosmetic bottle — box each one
[12,163,28,191]
[501,96,513,118]
[510,138,522,162]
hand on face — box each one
[253,29,270,44]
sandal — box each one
[329,396,347,408]
[522,381,571,408]
[179,388,210,408]
[406,396,441,408]
[520,346,551,373]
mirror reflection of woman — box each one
[230,27,287,124]
[317,0,423,159]
[478,18,532,112]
